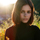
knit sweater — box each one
[5,22,40,40]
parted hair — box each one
[11,0,35,26]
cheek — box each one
[28,14,31,19]
[20,14,24,18]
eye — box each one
[21,10,25,13]
[27,11,31,13]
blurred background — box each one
[0,0,40,40]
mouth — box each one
[23,19,28,20]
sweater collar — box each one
[20,22,30,27]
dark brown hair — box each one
[11,0,35,26]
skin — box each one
[20,4,31,23]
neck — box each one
[20,22,30,26]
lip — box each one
[23,19,28,20]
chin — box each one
[22,21,28,23]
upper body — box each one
[5,0,40,40]
[5,22,40,40]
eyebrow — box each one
[21,10,31,12]
[21,10,25,11]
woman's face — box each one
[20,4,31,23]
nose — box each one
[24,13,27,17]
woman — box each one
[5,0,40,40]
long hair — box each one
[11,0,35,26]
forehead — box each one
[21,4,31,11]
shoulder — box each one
[31,25,40,33]
[6,25,15,32]
[31,25,39,30]
[5,25,16,39]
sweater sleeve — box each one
[35,26,40,40]
[36,29,40,40]
[4,29,9,40]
